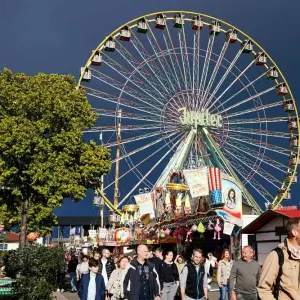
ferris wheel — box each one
[78,11,299,213]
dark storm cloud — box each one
[1,0,300,216]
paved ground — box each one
[54,274,221,300]
[54,290,220,300]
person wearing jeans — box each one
[68,255,78,292]
[161,251,179,300]
[217,249,233,300]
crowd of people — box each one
[57,216,300,300]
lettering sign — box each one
[179,107,222,128]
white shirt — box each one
[101,258,108,287]
[87,273,96,300]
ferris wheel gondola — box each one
[78,11,299,213]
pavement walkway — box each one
[54,274,221,300]
[54,291,220,300]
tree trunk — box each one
[19,198,29,247]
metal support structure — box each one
[155,129,195,188]
[100,133,105,228]
[114,110,122,208]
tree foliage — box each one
[4,244,65,300]
[0,68,111,238]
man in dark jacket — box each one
[124,244,160,300]
[94,249,115,287]
[148,247,163,291]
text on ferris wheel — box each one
[179,107,223,128]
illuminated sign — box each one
[179,107,222,128]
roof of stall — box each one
[242,209,300,234]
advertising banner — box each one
[88,230,97,238]
[221,174,243,220]
[99,229,107,239]
[223,221,235,236]
[134,192,155,218]
[183,168,209,198]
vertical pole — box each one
[114,110,122,208]
[100,133,104,229]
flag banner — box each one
[210,190,222,205]
[208,167,222,191]
[209,168,222,205]
[183,168,209,198]
[69,227,76,236]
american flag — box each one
[208,167,222,190]
[208,167,222,205]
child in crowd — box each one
[79,258,105,300]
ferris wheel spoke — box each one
[197,35,215,108]
[121,144,153,187]
[218,86,276,115]
[85,88,161,118]
[178,26,192,91]
[114,41,151,76]
[144,23,178,93]
[202,40,229,105]
[104,132,184,191]
[203,48,244,109]
[209,67,268,113]
[105,128,179,148]
[92,108,175,125]
[90,69,164,113]
[113,45,170,100]
[219,138,287,172]
[105,129,178,148]
[226,156,274,202]
[101,55,170,109]
[227,116,289,125]
[117,132,187,208]
[226,100,284,118]
[214,132,290,155]
[223,148,282,188]
[212,127,291,139]
[192,30,201,110]
[111,130,180,163]
[163,24,184,91]
[130,31,174,96]
[85,124,172,133]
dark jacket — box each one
[148,255,163,289]
[98,258,115,279]
[79,273,105,300]
[185,262,205,299]
[123,258,160,300]
[68,259,78,273]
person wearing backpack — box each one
[257,217,300,300]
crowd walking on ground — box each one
[56,216,300,300]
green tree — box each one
[0,68,111,244]
[4,244,65,300]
